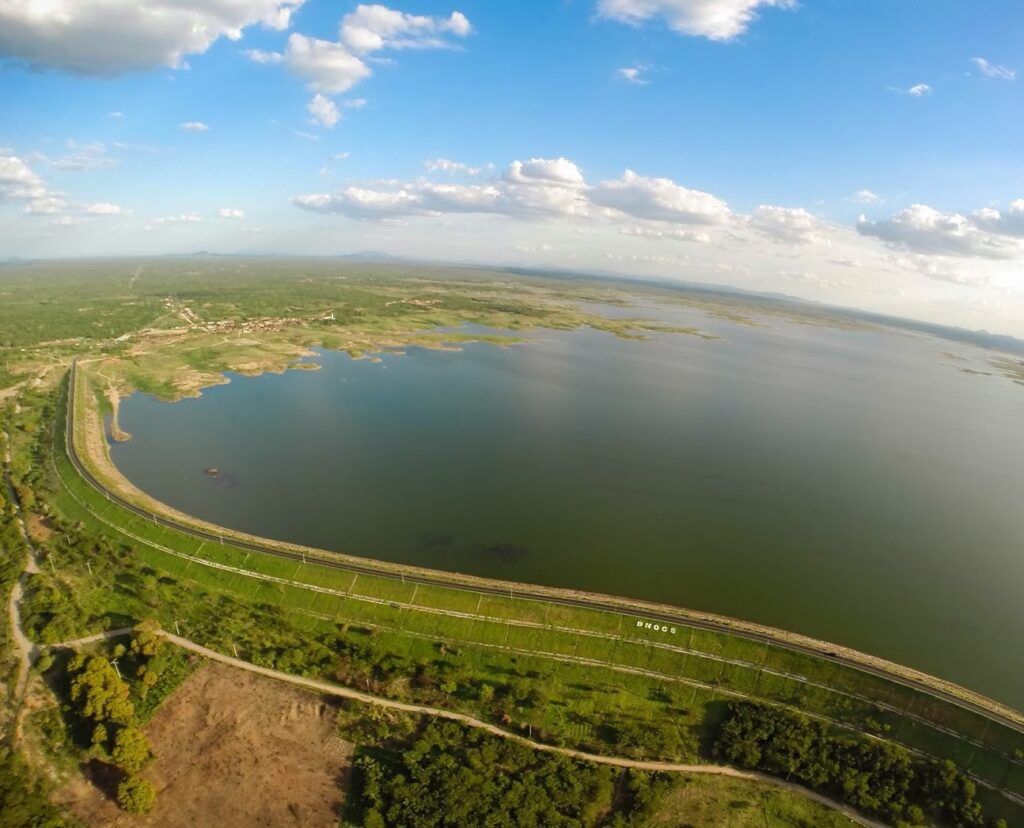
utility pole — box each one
[174,620,180,636]
[111,659,122,679]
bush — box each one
[112,726,152,774]
[116,776,155,815]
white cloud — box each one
[24,196,66,215]
[889,253,989,287]
[218,208,245,219]
[854,189,881,204]
[294,158,742,233]
[293,156,590,220]
[750,205,830,245]
[282,33,372,94]
[907,83,931,96]
[344,98,368,109]
[973,199,1024,238]
[617,66,648,85]
[971,57,1015,81]
[505,157,585,187]
[857,204,1022,260]
[340,6,471,53]
[620,225,710,243]
[52,140,114,171]
[425,158,483,176]
[51,215,91,227]
[588,169,731,224]
[149,213,202,227]
[0,154,64,214]
[252,6,470,103]
[330,152,351,161]
[0,0,304,75]
[84,202,122,215]
[180,121,209,132]
[596,0,796,41]
[307,93,341,128]
[244,48,284,64]
[108,111,124,119]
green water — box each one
[110,302,1024,707]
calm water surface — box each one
[110,303,1024,707]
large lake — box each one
[111,300,1024,707]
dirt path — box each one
[103,629,876,828]
[3,429,41,745]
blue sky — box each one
[1,1,1023,333]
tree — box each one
[90,724,109,752]
[117,776,155,815]
[112,727,152,774]
[69,655,134,724]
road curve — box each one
[61,626,880,828]
[62,360,1024,737]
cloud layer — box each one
[0,0,303,75]
[858,203,1024,260]
[596,0,795,41]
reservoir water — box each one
[110,301,1024,707]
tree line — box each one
[714,700,1008,827]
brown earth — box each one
[25,512,55,543]
[54,662,353,828]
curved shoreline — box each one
[65,360,1024,733]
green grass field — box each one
[39,374,1024,815]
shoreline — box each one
[66,362,1024,731]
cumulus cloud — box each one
[292,158,742,234]
[505,157,585,187]
[0,154,64,214]
[588,170,731,224]
[340,5,471,53]
[307,93,341,127]
[617,66,648,85]
[596,0,796,41]
[971,57,1015,81]
[282,33,372,94]
[292,156,589,220]
[84,202,122,215]
[251,5,469,99]
[218,208,245,219]
[0,0,304,75]
[749,205,830,245]
[180,121,209,132]
[857,204,1022,260]
[973,199,1024,237]
[907,83,931,96]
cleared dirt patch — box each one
[25,512,55,543]
[56,661,352,827]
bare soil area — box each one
[55,661,353,828]
[25,512,55,543]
